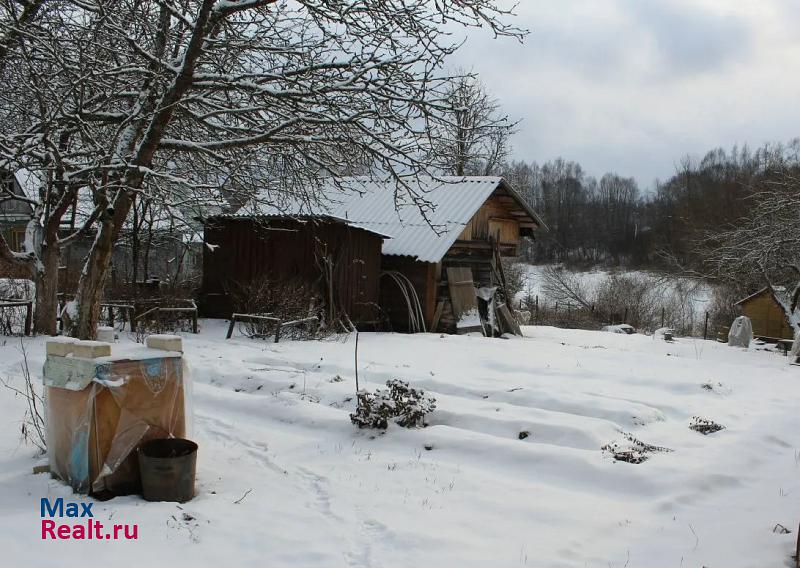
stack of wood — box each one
[432,236,523,337]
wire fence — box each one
[518,295,724,340]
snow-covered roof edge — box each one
[733,286,788,306]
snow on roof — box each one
[222,176,543,263]
[733,286,789,306]
[13,169,41,201]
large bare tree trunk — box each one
[33,238,60,335]
[69,1,215,339]
[71,193,133,339]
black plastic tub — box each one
[138,438,197,503]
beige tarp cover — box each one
[44,345,187,495]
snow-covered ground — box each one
[1,321,799,567]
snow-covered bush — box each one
[350,379,436,430]
[689,417,725,435]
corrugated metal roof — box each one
[227,176,538,263]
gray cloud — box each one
[625,0,753,75]
[448,0,800,187]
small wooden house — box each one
[200,176,544,333]
[0,171,35,278]
[734,287,794,340]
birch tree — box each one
[0,0,525,338]
[429,73,517,176]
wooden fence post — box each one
[661,308,665,328]
[24,301,32,336]
[130,303,137,333]
[226,315,237,339]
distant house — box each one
[201,176,544,333]
[58,192,205,294]
[734,287,794,340]
[0,171,34,252]
[0,171,35,279]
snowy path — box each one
[1,321,799,567]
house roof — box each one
[0,170,35,222]
[734,286,788,306]
[221,176,544,263]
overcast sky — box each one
[449,0,800,188]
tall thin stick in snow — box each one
[354,330,360,394]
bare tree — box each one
[0,0,525,338]
[429,73,517,176]
[704,172,800,333]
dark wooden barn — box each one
[199,177,544,335]
[201,215,385,327]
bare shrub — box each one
[594,273,658,328]
[0,304,27,336]
[535,304,600,330]
[132,298,198,343]
[0,278,33,336]
[0,278,34,299]
[228,276,321,339]
[708,283,746,331]
[540,265,593,311]
[501,259,526,302]
[1,341,45,453]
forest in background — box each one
[502,140,800,271]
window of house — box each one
[7,228,25,251]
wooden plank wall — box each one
[741,293,794,340]
[379,255,436,332]
[201,218,383,326]
[437,247,495,333]
[436,191,528,333]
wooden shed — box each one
[734,287,794,340]
[201,176,544,334]
[200,216,386,327]
[365,177,544,333]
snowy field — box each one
[1,321,799,567]
[516,264,716,334]
[518,264,714,314]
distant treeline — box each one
[502,140,800,268]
